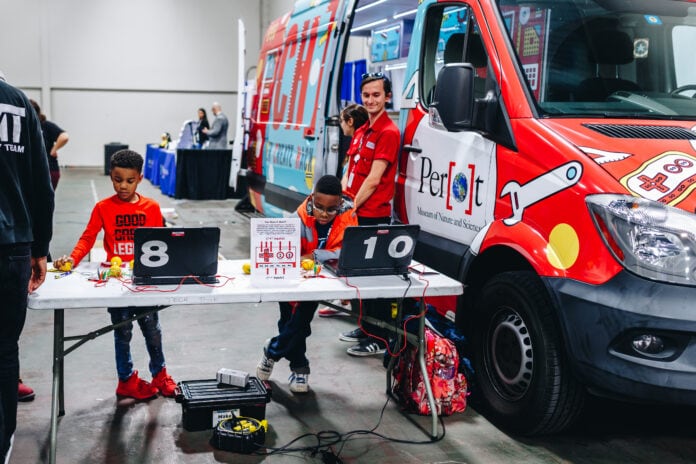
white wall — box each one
[260,0,295,36]
[0,0,262,167]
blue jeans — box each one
[266,301,319,374]
[0,244,31,460]
[108,307,166,381]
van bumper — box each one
[544,271,696,404]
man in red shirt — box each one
[340,73,400,356]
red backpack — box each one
[391,327,468,416]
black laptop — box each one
[132,227,220,285]
[322,224,420,277]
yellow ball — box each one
[59,262,73,272]
[301,259,314,271]
[242,262,251,274]
[111,256,123,267]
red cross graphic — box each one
[638,173,669,193]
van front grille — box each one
[583,124,696,140]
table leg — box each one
[416,311,438,437]
[50,309,64,464]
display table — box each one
[175,148,232,200]
[28,260,463,464]
[144,144,176,197]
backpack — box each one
[391,327,468,416]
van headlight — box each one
[587,194,696,286]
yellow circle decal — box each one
[546,223,579,270]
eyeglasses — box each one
[312,203,340,215]
[361,72,385,80]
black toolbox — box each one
[175,378,271,432]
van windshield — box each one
[496,0,696,119]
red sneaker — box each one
[318,300,351,317]
[18,379,35,402]
[152,367,177,398]
[116,370,158,400]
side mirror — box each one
[430,64,475,131]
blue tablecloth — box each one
[159,150,177,196]
[145,144,176,196]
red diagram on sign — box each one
[255,240,297,275]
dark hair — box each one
[314,175,342,196]
[110,149,144,173]
[360,74,392,95]
[340,104,369,130]
[198,107,208,122]
[29,99,47,123]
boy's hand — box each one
[53,255,75,271]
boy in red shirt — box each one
[53,150,177,400]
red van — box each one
[243,0,696,434]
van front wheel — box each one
[471,271,584,435]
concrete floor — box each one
[13,167,696,464]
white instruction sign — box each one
[250,217,301,287]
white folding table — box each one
[28,259,463,464]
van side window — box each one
[263,51,277,81]
[421,5,489,106]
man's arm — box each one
[206,118,222,137]
[28,256,47,293]
[352,159,389,211]
[27,96,55,264]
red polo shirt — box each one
[345,111,400,218]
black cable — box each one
[251,392,446,460]
[250,277,445,460]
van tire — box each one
[471,271,585,435]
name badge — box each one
[366,141,375,149]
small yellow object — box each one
[109,266,122,278]
[59,261,73,272]
[301,259,314,271]
[129,259,134,269]
[242,262,251,274]
[111,256,123,267]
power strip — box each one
[216,368,249,388]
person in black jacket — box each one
[29,99,69,190]
[195,107,209,148]
[0,72,55,463]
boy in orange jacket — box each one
[256,175,357,393]
[53,150,177,400]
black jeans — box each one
[0,244,31,460]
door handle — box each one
[403,144,422,154]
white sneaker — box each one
[288,371,309,393]
[256,341,275,381]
